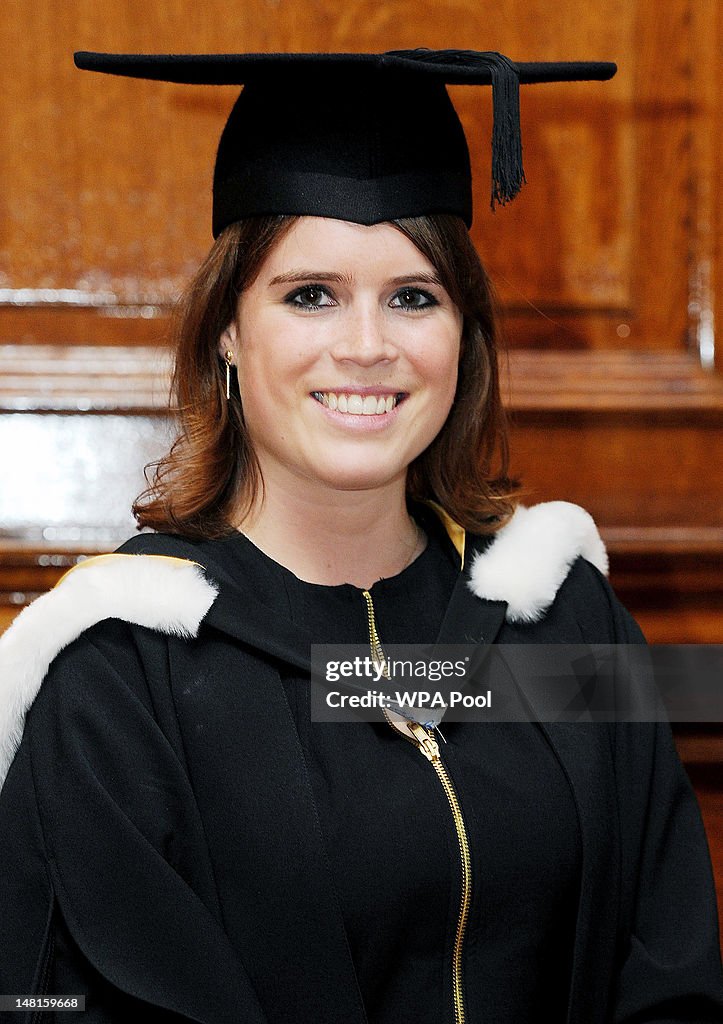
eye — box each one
[390,288,439,311]
[285,285,336,310]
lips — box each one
[310,391,405,415]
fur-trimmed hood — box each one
[0,501,606,788]
[468,500,607,621]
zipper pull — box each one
[408,721,441,763]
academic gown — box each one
[0,504,722,1023]
[216,510,580,1024]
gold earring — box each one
[224,350,234,400]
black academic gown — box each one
[0,521,722,1024]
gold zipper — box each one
[361,589,471,1024]
[363,589,388,670]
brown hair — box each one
[133,214,518,537]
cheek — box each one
[237,310,322,385]
[421,330,462,391]
[431,335,462,422]
[235,334,317,438]
[236,323,285,395]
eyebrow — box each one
[267,270,443,287]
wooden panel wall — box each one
[0,0,721,936]
[0,1,718,352]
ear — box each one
[219,321,238,361]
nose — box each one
[330,303,397,367]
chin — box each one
[305,458,409,493]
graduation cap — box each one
[74,49,616,237]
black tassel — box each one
[387,49,526,209]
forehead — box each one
[257,217,437,279]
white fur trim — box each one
[467,502,608,624]
[0,506,605,788]
[0,554,218,789]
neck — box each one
[234,474,425,588]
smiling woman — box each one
[229,219,461,501]
[0,47,721,1024]
[133,212,512,562]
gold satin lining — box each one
[54,552,203,588]
[421,500,466,570]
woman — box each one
[0,49,721,1024]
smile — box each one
[310,392,405,415]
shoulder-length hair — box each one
[133,214,518,538]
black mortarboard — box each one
[74,49,616,237]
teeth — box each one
[313,392,401,416]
